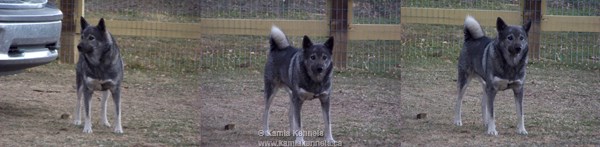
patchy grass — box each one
[200,68,402,146]
[400,53,600,145]
[400,23,600,70]
[0,62,199,146]
[116,36,201,75]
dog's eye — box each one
[88,36,95,41]
[322,56,327,60]
[507,36,513,41]
[519,36,524,41]
[310,55,316,60]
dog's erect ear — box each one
[303,35,313,49]
[523,20,532,34]
[80,16,89,30]
[97,18,107,32]
[496,17,508,31]
[324,36,334,53]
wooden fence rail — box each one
[58,0,598,65]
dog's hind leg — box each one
[478,78,489,126]
[111,87,123,133]
[83,89,94,133]
[262,82,278,136]
[320,94,335,143]
[74,86,83,125]
[454,70,471,126]
[101,91,111,127]
[513,86,528,135]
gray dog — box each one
[74,17,124,134]
[262,26,335,144]
[453,16,531,135]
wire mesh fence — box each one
[401,0,600,68]
[199,1,403,144]
[199,0,402,76]
[542,0,600,66]
[57,0,202,77]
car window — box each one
[0,0,47,9]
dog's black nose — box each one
[510,47,521,54]
[77,45,82,52]
[316,67,323,73]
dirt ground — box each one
[200,70,403,146]
[401,62,600,146]
[0,63,199,146]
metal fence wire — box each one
[58,0,202,77]
[53,0,598,79]
[199,0,402,76]
[401,0,600,68]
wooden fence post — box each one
[329,0,351,68]
[59,0,84,64]
[522,0,544,59]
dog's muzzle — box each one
[510,47,522,55]
[316,67,324,73]
[77,44,84,52]
[77,45,92,53]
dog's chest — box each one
[85,77,116,91]
[492,77,522,90]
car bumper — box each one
[0,48,58,73]
[0,20,61,73]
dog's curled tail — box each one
[270,26,290,50]
[464,15,485,41]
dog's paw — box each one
[517,128,528,135]
[103,122,111,127]
[486,121,498,135]
[263,130,271,136]
[453,120,463,126]
[73,120,82,126]
[294,138,305,146]
[114,127,123,134]
[114,124,123,133]
[325,138,336,144]
[486,129,498,136]
[83,126,93,133]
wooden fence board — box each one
[349,24,402,40]
[542,15,600,32]
[401,7,522,26]
[200,19,329,37]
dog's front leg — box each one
[101,91,111,127]
[319,92,335,143]
[111,87,123,133]
[513,84,528,135]
[83,89,94,133]
[484,85,498,136]
[74,86,83,125]
[290,90,305,145]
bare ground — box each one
[200,69,402,146]
[0,62,200,146]
[401,62,600,146]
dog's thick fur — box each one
[453,16,532,136]
[74,17,124,134]
[262,26,335,144]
